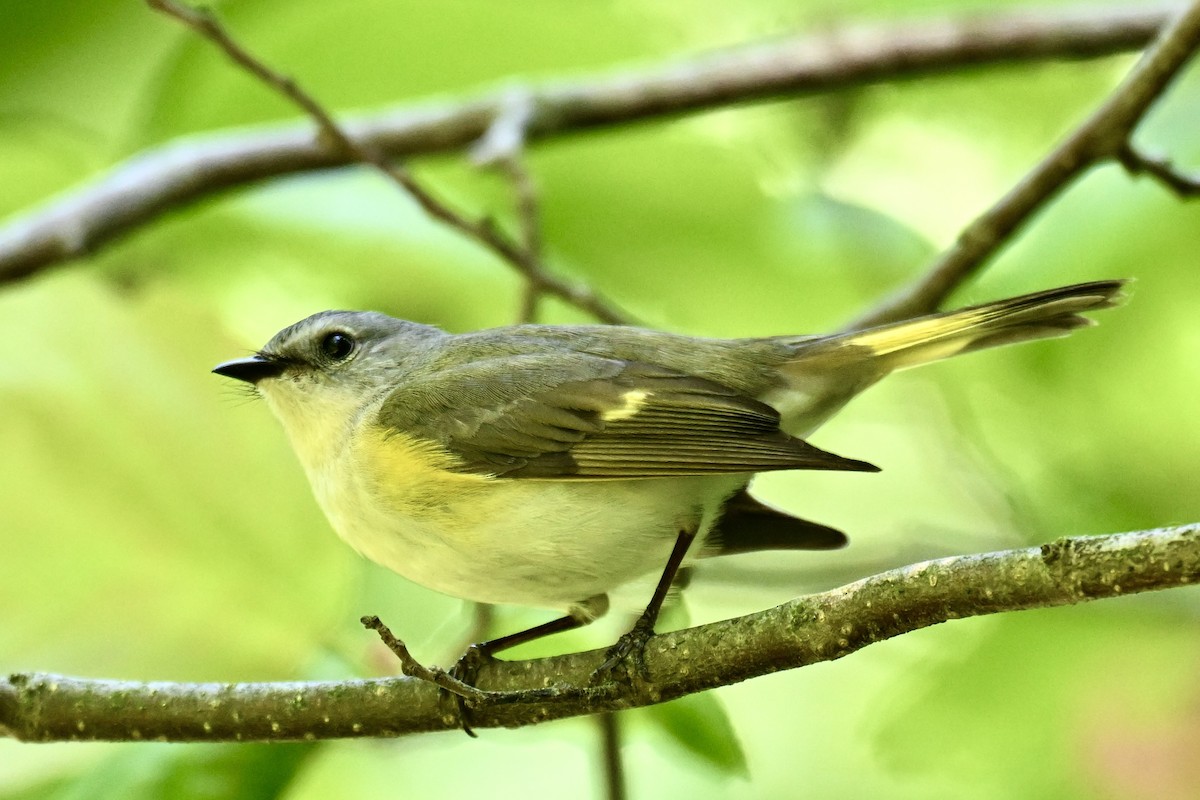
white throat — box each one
[258,378,368,479]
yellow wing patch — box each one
[601,389,651,422]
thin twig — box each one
[3,524,1197,742]
[471,88,537,169]
[471,90,553,323]
[518,279,544,324]
[849,0,1200,330]
[599,713,628,800]
[146,0,628,324]
[503,160,547,323]
[1116,142,1200,195]
[0,5,1178,287]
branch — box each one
[3,524,1196,743]
[850,0,1200,329]
[0,5,1178,288]
[599,713,627,800]
[146,0,627,325]
[1116,142,1200,195]
[470,90,552,323]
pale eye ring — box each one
[320,331,355,361]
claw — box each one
[592,617,656,685]
[447,644,498,737]
[591,529,696,687]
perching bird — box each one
[214,280,1124,669]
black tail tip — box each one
[841,455,882,473]
[1070,278,1131,307]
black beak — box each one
[212,355,285,384]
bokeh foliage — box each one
[2,0,1199,797]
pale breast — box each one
[313,427,747,611]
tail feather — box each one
[771,280,1127,435]
[843,279,1126,370]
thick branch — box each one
[851,0,1200,329]
[3,524,1196,743]
[0,5,1177,286]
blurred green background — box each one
[2,0,1199,797]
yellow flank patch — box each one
[601,389,651,422]
[355,426,489,489]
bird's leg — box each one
[453,592,608,677]
[447,597,606,736]
[594,526,697,684]
[452,613,586,683]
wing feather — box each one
[379,355,876,479]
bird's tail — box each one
[772,280,1127,435]
[834,279,1128,371]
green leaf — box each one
[643,693,749,778]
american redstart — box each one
[214,280,1124,670]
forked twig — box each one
[848,1,1200,329]
[146,0,628,324]
[0,6,1180,290]
[1116,142,1200,196]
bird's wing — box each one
[378,354,877,479]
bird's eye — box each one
[320,331,355,361]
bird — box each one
[213,279,1125,676]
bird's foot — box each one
[446,643,500,737]
[591,615,656,686]
[361,615,491,736]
